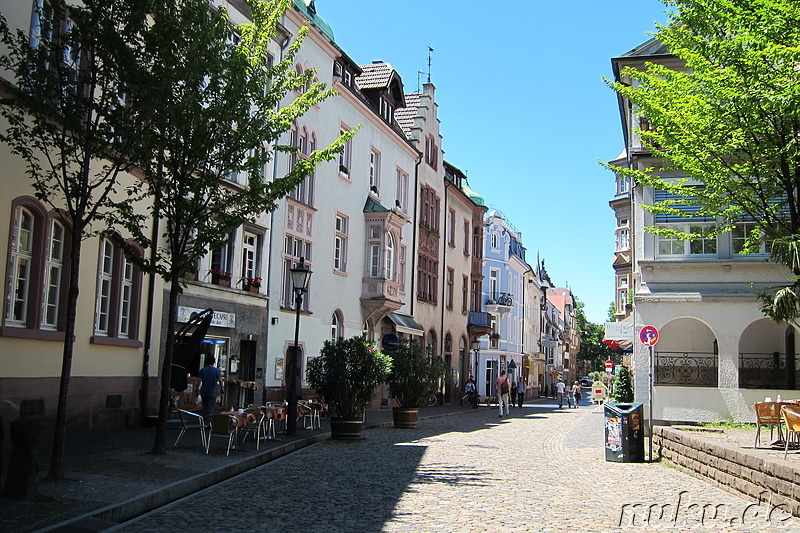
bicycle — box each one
[461,391,479,408]
[426,393,439,407]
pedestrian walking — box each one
[555,379,566,408]
[198,356,223,424]
[496,371,511,417]
[572,380,582,409]
[517,378,526,408]
[465,377,478,408]
[510,380,518,409]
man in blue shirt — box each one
[198,356,223,423]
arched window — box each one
[330,310,343,344]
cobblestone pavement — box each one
[108,403,798,533]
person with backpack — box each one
[495,370,511,417]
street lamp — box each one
[286,257,312,436]
[471,339,480,395]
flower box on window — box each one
[243,277,262,293]
[211,270,232,287]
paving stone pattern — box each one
[109,404,798,533]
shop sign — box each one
[177,306,236,328]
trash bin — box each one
[604,402,644,462]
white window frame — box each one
[8,207,34,326]
[334,214,348,272]
[395,168,409,212]
[369,149,380,193]
[42,219,64,329]
[656,223,717,257]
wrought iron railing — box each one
[739,352,799,390]
[655,351,717,387]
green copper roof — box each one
[462,181,486,207]
[293,0,335,42]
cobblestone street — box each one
[107,402,798,533]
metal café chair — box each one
[239,407,265,450]
[174,409,207,450]
[781,404,800,459]
[753,402,783,448]
[260,406,278,440]
[206,413,238,456]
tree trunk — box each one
[150,275,180,455]
[47,234,83,480]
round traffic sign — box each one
[605,359,613,370]
[639,325,659,346]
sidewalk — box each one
[0,402,495,533]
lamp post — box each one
[471,339,480,396]
[286,257,312,436]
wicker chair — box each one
[781,405,800,459]
[753,402,783,448]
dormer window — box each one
[344,70,352,86]
[380,98,393,122]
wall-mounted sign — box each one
[177,306,236,328]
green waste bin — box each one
[604,402,644,462]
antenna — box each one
[426,46,434,83]
[417,70,426,93]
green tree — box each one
[0,0,150,480]
[575,296,613,371]
[611,366,634,403]
[605,0,800,323]
[109,0,353,454]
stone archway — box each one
[738,319,798,390]
[656,318,718,387]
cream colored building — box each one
[610,38,799,423]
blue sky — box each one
[317,0,672,324]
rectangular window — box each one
[446,268,454,309]
[43,220,64,328]
[395,168,409,212]
[334,214,348,272]
[96,238,114,335]
[211,234,234,276]
[448,209,456,246]
[656,223,717,257]
[241,231,260,286]
[416,255,438,303]
[732,222,768,255]
[399,245,406,292]
[118,257,133,338]
[489,269,499,300]
[616,229,629,251]
[369,149,380,193]
[281,240,312,310]
[338,127,352,176]
[462,275,468,313]
[8,207,34,325]
[463,220,470,254]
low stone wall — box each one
[654,426,800,518]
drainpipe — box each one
[262,27,293,404]
[409,154,422,317]
[440,179,450,358]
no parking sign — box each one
[639,325,659,346]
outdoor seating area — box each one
[751,399,800,455]
[172,400,328,455]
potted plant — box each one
[306,335,391,440]
[244,276,262,293]
[210,269,232,287]
[386,339,447,428]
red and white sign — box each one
[639,325,659,346]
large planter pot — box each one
[392,407,419,429]
[330,417,363,440]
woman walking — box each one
[571,380,582,409]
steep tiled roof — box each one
[356,62,394,90]
[394,93,420,138]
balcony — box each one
[485,293,513,315]
[467,311,493,338]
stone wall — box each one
[654,426,800,518]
